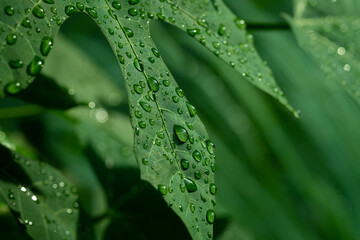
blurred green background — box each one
[1,0,360,239]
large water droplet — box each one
[192,150,202,162]
[206,140,215,155]
[184,178,197,192]
[186,103,196,117]
[65,5,77,16]
[181,159,189,170]
[32,6,45,18]
[4,6,15,16]
[21,18,31,28]
[206,209,215,224]
[5,82,21,94]
[27,56,44,76]
[40,36,53,56]
[148,77,159,92]
[210,183,217,195]
[140,101,151,112]
[112,1,122,10]
[85,8,98,18]
[134,58,144,72]
[187,28,200,37]
[6,33,17,45]
[174,125,188,143]
[158,184,167,195]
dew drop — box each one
[6,33,17,45]
[124,27,134,37]
[65,5,77,16]
[181,159,189,170]
[210,183,217,195]
[5,82,21,94]
[194,170,201,180]
[43,0,55,4]
[112,1,122,10]
[218,24,226,36]
[158,184,167,195]
[187,28,200,37]
[32,6,45,18]
[206,140,215,155]
[9,60,23,69]
[85,8,98,18]
[206,209,215,224]
[4,6,15,16]
[40,36,53,56]
[190,203,195,213]
[139,101,151,112]
[27,56,44,76]
[134,58,144,72]
[21,18,31,28]
[128,8,138,16]
[148,77,160,92]
[175,87,184,97]
[174,125,188,143]
[76,2,84,11]
[192,150,202,162]
[184,177,197,192]
[186,103,196,117]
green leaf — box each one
[286,0,360,105]
[0,144,79,239]
[0,0,295,238]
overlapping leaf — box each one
[287,0,360,105]
[0,0,295,238]
[0,144,79,239]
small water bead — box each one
[6,33,17,45]
[134,58,144,72]
[65,5,77,16]
[190,203,195,213]
[184,177,197,192]
[76,2,84,11]
[134,84,143,94]
[124,27,134,37]
[139,101,151,112]
[9,60,23,69]
[210,183,217,195]
[21,18,31,28]
[206,209,215,224]
[147,77,160,92]
[32,6,45,18]
[162,80,170,87]
[108,9,117,20]
[4,6,15,16]
[126,52,132,58]
[85,8,98,18]
[174,125,188,143]
[40,36,53,56]
[158,184,167,195]
[187,28,200,37]
[172,96,179,103]
[128,8,138,16]
[27,56,44,76]
[210,163,215,172]
[129,0,140,4]
[139,121,146,129]
[151,48,160,57]
[117,54,125,64]
[148,57,155,63]
[175,87,184,97]
[141,158,148,165]
[135,110,142,118]
[188,135,194,144]
[206,140,215,155]
[193,150,202,162]
[234,18,246,29]
[218,24,226,36]
[157,131,165,139]
[43,0,55,3]
[112,1,121,10]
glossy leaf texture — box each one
[0,0,294,238]
[287,0,360,105]
[0,144,79,240]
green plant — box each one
[1,0,359,239]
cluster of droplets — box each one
[3,151,79,238]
